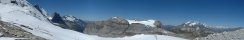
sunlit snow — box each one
[127,20,156,27]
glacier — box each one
[127,19,157,27]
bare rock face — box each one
[108,17,129,25]
[84,17,130,37]
[125,23,147,34]
[84,17,172,37]
[62,15,86,33]
[0,21,46,40]
[51,12,69,30]
[154,20,162,28]
[51,12,66,25]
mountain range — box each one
[0,0,243,40]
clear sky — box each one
[29,0,244,27]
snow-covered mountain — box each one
[169,20,243,39]
[0,0,89,40]
[62,15,86,32]
[63,15,77,21]
[0,0,187,40]
[49,12,86,33]
[50,13,87,33]
[170,21,211,39]
[183,21,207,27]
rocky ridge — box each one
[83,17,174,37]
[194,29,244,40]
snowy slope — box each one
[0,3,90,40]
[0,37,26,40]
[127,20,156,27]
[96,34,187,40]
[0,0,187,40]
[0,3,86,40]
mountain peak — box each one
[51,12,66,24]
[111,16,124,19]
[112,17,119,19]
[63,15,77,21]
[108,17,129,24]
[184,20,206,26]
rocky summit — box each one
[50,13,86,33]
[84,17,173,37]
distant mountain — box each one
[194,29,244,40]
[62,15,86,32]
[84,17,174,37]
[50,13,86,33]
[51,12,68,28]
[163,25,177,31]
[171,21,211,39]
[206,26,242,33]
[170,21,242,39]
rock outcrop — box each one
[0,21,46,40]
[84,17,130,37]
[84,17,172,37]
[154,20,162,28]
[194,29,244,40]
[51,12,68,28]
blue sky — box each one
[29,0,244,27]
